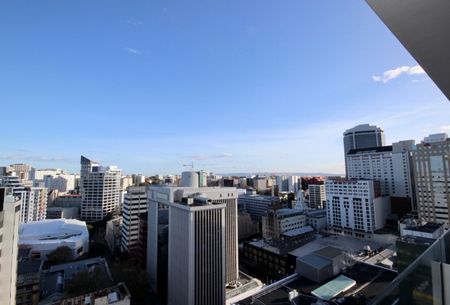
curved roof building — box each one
[18,219,89,261]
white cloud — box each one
[373,65,425,83]
[441,125,450,131]
[124,47,141,55]
[189,153,233,160]
[127,19,143,26]
[0,154,70,163]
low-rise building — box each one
[296,247,345,283]
[18,219,89,261]
[238,190,280,223]
[305,209,327,231]
[41,283,131,305]
[39,257,114,304]
[262,208,306,241]
[16,260,42,305]
[46,207,79,219]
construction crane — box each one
[182,162,194,171]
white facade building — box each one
[21,187,48,223]
[18,219,89,261]
[121,186,147,252]
[325,179,390,239]
[43,173,76,193]
[412,133,450,226]
[31,168,64,181]
[80,156,121,222]
[346,140,415,200]
[0,176,47,223]
[0,188,21,305]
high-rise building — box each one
[121,186,147,253]
[343,124,385,154]
[9,164,31,180]
[343,124,385,166]
[21,187,47,223]
[346,140,415,200]
[308,184,326,209]
[0,188,21,305]
[168,197,225,305]
[0,176,47,223]
[30,168,63,181]
[325,178,390,239]
[43,173,76,193]
[275,175,289,193]
[80,156,121,222]
[147,186,238,305]
[412,133,450,226]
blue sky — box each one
[1,0,449,175]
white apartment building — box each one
[0,176,47,223]
[43,173,76,193]
[31,168,64,181]
[80,156,121,222]
[308,184,326,209]
[21,187,48,223]
[412,133,450,226]
[346,140,415,200]
[0,188,21,305]
[121,175,133,191]
[121,186,147,252]
[325,179,390,239]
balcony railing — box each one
[371,229,450,305]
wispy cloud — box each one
[189,153,233,161]
[0,154,71,163]
[126,19,143,27]
[372,65,426,83]
[441,125,450,131]
[124,47,141,55]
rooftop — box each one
[19,219,88,244]
[347,145,393,155]
[237,263,397,305]
[311,275,356,301]
[282,226,314,237]
[405,222,443,233]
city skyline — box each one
[1,1,450,175]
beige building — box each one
[0,188,21,305]
[412,133,450,226]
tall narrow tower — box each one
[0,188,21,305]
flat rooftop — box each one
[289,234,382,258]
[237,263,397,305]
[405,222,443,233]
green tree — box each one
[46,246,73,265]
[65,266,112,297]
[111,259,149,305]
